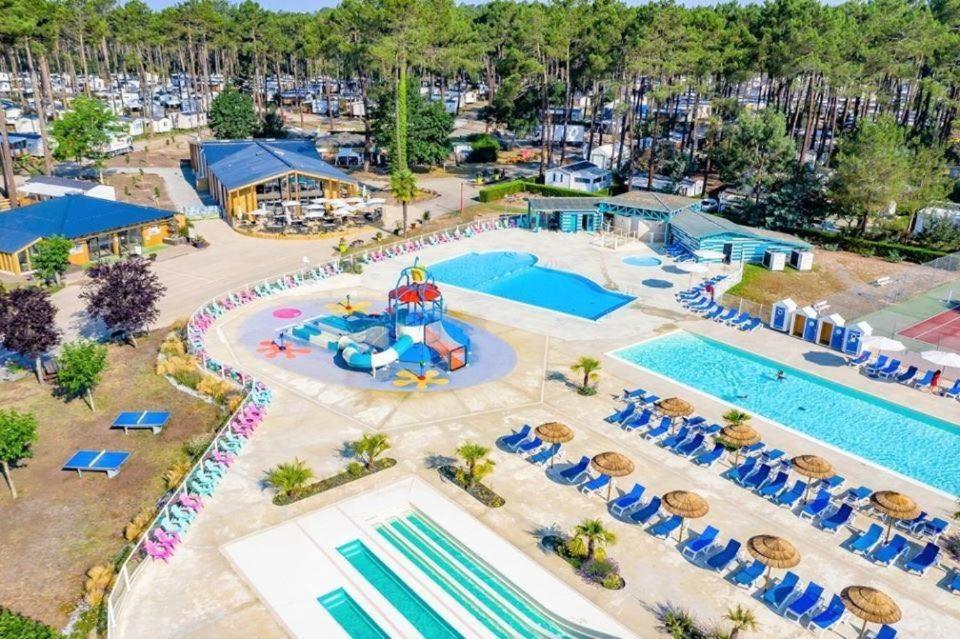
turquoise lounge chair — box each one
[730,559,765,589]
[762,571,800,610]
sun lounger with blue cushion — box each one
[649,515,682,539]
[579,474,610,497]
[913,370,935,388]
[730,559,765,589]
[111,410,170,434]
[775,480,807,508]
[682,525,719,560]
[622,409,652,432]
[946,569,960,594]
[871,534,909,566]
[847,351,871,366]
[904,542,940,576]
[850,523,883,555]
[559,456,589,483]
[703,306,724,320]
[676,433,705,457]
[729,457,758,484]
[760,448,785,464]
[693,443,725,467]
[840,485,872,508]
[819,503,853,533]
[62,450,131,478]
[528,443,561,466]
[643,417,672,440]
[660,426,689,450]
[943,378,960,397]
[684,416,706,428]
[706,539,741,572]
[741,463,772,490]
[621,387,646,400]
[630,497,661,525]
[869,625,897,639]
[918,517,949,541]
[762,571,800,610]
[800,490,832,519]
[715,308,738,323]
[895,365,918,384]
[741,441,765,456]
[515,436,542,455]
[610,483,645,516]
[605,402,636,424]
[738,317,763,332]
[725,311,750,326]
[875,359,902,379]
[864,355,889,375]
[758,471,789,498]
[784,582,824,621]
[807,594,845,633]
[896,510,927,532]
[501,424,532,449]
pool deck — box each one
[114,231,960,639]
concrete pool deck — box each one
[113,232,960,639]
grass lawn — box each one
[724,262,845,306]
[0,330,223,627]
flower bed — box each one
[438,465,505,508]
[273,458,397,506]
[540,535,626,590]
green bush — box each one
[467,134,499,162]
[171,367,203,390]
[525,182,609,198]
[477,180,609,203]
[0,608,62,639]
[477,180,525,202]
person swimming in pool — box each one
[776,370,786,381]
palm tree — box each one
[724,605,758,639]
[570,356,601,395]
[456,441,495,488]
[390,168,417,236]
[354,433,391,470]
[567,518,617,561]
[265,459,314,497]
[722,409,751,427]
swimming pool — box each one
[431,251,634,320]
[614,332,960,494]
[317,588,389,639]
[622,256,662,267]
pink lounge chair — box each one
[210,451,233,467]
[178,493,204,510]
[153,529,181,547]
[144,539,173,562]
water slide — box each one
[424,322,467,370]
[339,334,416,372]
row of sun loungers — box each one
[676,282,763,333]
[849,351,960,398]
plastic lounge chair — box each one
[946,569,960,594]
[819,504,854,533]
[650,515,683,539]
[775,480,807,507]
[660,427,690,450]
[715,308,738,323]
[850,523,883,555]
[760,448,785,464]
[876,359,902,379]
[738,317,763,332]
[820,475,845,492]
[682,525,719,560]
[784,582,824,621]
[904,542,940,576]
[840,486,872,508]
[741,463,772,490]
[847,351,872,366]
[918,517,949,541]
[895,365,918,384]
[762,571,800,610]
[741,441,766,457]
[676,433,705,457]
[758,471,789,498]
[622,387,646,400]
[579,474,611,497]
[604,402,635,424]
[864,355,889,375]
[630,497,662,525]
[706,539,741,572]
[807,594,845,633]
[622,409,652,432]
[528,443,561,466]
[684,416,707,428]
[515,436,543,455]
[610,483,645,516]
[868,625,897,639]
[725,311,750,326]
[800,490,833,519]
[896,511,927,532]
[942,378,960,397]
[913,370,935,388]
[698,422,722,435]
[871,534,909,566]
[703,306,725,320]
[559,456,590,483]
[643,417,671,440]
[730,559,765,589]
[638,394,661,407]
[501,424,532,449]
[693,444,725,467]
[729,457,758,484]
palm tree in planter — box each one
[456,441,495,488]
[266,459,314,499]
[723,409,751,427]
[724,605,759,638]
[570,356,601,395]
[354,433,391,470]
[390,168,417,235]
[568,518,618,561]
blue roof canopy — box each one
[202,139,357,190]
[0,195,174,253]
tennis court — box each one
[856,280,960,352]
[898,304,960,346]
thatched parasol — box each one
[841,586,901,639]
[657,397,695,419]
[747,534,801,577]
[662,490,709,541]
[790,454,834,501]
[870,491,920,542]
[719,423,760,465]
[535,422,574,467]
[591,452,635,500]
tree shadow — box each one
[337,440,357,461]
[545,370,577,390]
[423,453,456,470]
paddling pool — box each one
[623,256,662,267]
[614,331,960,494]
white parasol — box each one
[677,262,709,274]
[860,336,906,353]
[920,350,960,368]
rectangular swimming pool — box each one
[613,332,960,494]
[430,251,634,320]
[317,588,389,639]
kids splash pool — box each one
[614,331,960,494]
[622,256,662,267]
[430,251,634,320]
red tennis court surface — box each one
[898,305,960,346]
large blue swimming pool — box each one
[614,332,960,494]
[430,251,634,320]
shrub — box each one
[163,459,192,489]
[183,434,213,458]
[885,249,903,263]
[83,565,115,606]
[160,335,186,357]
[477,179,609,202]
[477,180,525,202]
[224,393,244,414]
[123,507,155,541]
[467,134,499,162]
[346,461,364,477]
[171,367,202,389]
[796,228,948,263]
[0,607,61,639]
[579,557,617,581]
[197,375,231,403]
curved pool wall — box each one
[430,251,635,320]
[613,331,960,494]
[622,256,663,267]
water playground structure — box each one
[288,261,470,376]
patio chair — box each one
[863,355,890,376]
[784,582,824,621]
[501,424,532,450]
[728,457,758,484]
[643,417,672,440]
[942,378,960,397]
[895,365,918,384]
[762,571,800,610]
[741,463,772,490]
[903,542,940,576]
[659,426,690,450]
[629,497,662,525]
[706,539,741,572]
[649,515,682,539]
[757,471,789,498]
[913,370,935,388]
[799,490,833,520]
[610,483,645,516]
[622,409,653,432]
[579,474,611,497]
[807,594,845,634]
[730,559,765,590]
[870,534,909,566]
[558,456,590,483]
[693,444,725,467]
[875,359,903,379]
[819,503,854,534]
[528,443,561,466]
[681,525,719,560]
[515,436,543,455]
[847,351,872,366]
[850,523,883,556]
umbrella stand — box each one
[678,518,687,543]
[884,516,894,543]
[607,480,614,501]
[858,618,869,639]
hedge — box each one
[0,608,62,639]
[796,228,948,264]
[273,458,396,505]
[477,179,609,203]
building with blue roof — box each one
[0,195,176,274]
[189,139,359,221]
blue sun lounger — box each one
[763,571,800,610]
[758,471,789,498]
[807,594,845,633]
[946,569,960,594]
[516,436,542,455]
[775,480,807,508]
[913,370,935,388]
[111,410,170,434]
[738,317,763,332]
[715,308,738,323]
[785,582,824,621]
[650,515,683,539]
[676,433,705,457]
[622,387,646,400]
[643,417,672,440]
[630,497,661,525]
[840,485,872,508]
[682,525,719,560]
[660,426,690,450]
[943,378,960,397]
[731,559,765,589]
[610,483,645,516]
[605,402,636,424]
[850,523,883,555]
[580,474,610,497]
[622,409,652,432]
[501,424,532,449]
[528,443,561,466]
[904,542,940,576]
[875,359,902,379]
[559,456,589,483]
[870,625,897,639]
[918,517,950,541]
[847,351,872,366]
[864,355,889,375]
[800,490,833,519]
[703,306,725,320]
[63,450,131,478]
[895,365,918,384]
[706,539,741,572]
[741,464,772,490]
[871,534,909,566]
[728,457,758,484]
[693,444,725,467]
[819,503,853,533]
[725,311,750,326]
